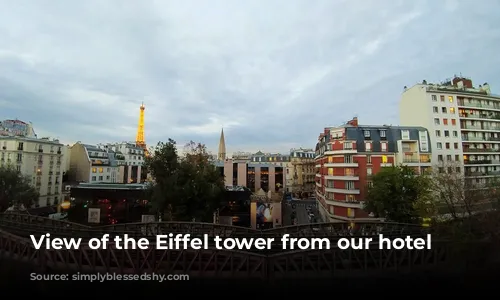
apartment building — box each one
[285,148,316,196]
[70,143,121,183]
[400,76,500,185]
[0,135,65,207]
[100,142,145,183]
[215,151,289,192]
[314,117,432,222]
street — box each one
[283,199,320,226]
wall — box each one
[69,143,90,183]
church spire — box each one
[218,128,226,160]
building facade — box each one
[215,151,289,192]
[314,117,432,222]
[0,135,65,207]
[286,148,316,196]
[400,76,500,185]
[101,142,145,183]
[69,142,146,184]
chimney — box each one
[347,117,358,127]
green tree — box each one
[0,165,39,211]
[144,139,225,222]
[365,166,433,224]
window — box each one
[328,168,333,175]
[364,130,371,138]
[444,130,449,137]
[435,130,441,137]
[456,167,460,173]
[443,118,448,125]
[440,95,445,102]
[92,168,97,173]
[344,155,353,163]
[379,130,386,138]
[453,131,458,137]
[401,130,410,140]
[447,155,452,161]
[432,95,437,101]
[345,168,355,176]
[367,168,372,176]
[433,106,438,113]
[438,155,443,161]
[450,107,455,114]
[445,142,450,149]
[455,155,460,161]
[367,155,372,164]
[92,176,96,181]
[365,142,372,151]
[448,96,453,103]
[381,142,387,151]
[382,155,388,163]
[454,142,459,149]
[99,167,103,173]
[98,176,103,181]
[346,195,356,202]
[434,118,440,125]
[344,142,353,150]
[345,181,355,190]
[451,119,456,125]
[442,107,447,113]
[437,142,442,149]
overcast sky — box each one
[0,0,499,155]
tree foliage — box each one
[144,139,225,222]
[0,165,39,211]
[365,166,433,224]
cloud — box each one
[0,0,499,154]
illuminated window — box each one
[382,155,388,163]
[346,195,356,202]
[347,208,355,218]
[99,168,103,173]
[92,168,97,173]
[450,107,455,114]
[328,168,333,175]
[345,168,355,176]
[328,156,333,163]
[448,96,453,103]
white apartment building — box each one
[0,136,64,207]
[400,76,500,185]
[101,142,145,183]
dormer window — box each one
[364,130,371,138]
[380,130,386,138]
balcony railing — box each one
[463,148,500,153]
[458,102,500,110]
[464,160,492,164]
[461,124,500,130]
[460,113,500,120]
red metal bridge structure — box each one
[0,213,456,279]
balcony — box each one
[38,148,43,153]
[324,174,359,181]
[458,102,500,110]
[462,136,500,142]
[324,162,358,168]
[464,160,492,165]
[324,187,360,194]
[461,124,500,131]
[463,148,500,153]
[466,171,500,177]
[459,113,500,120]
